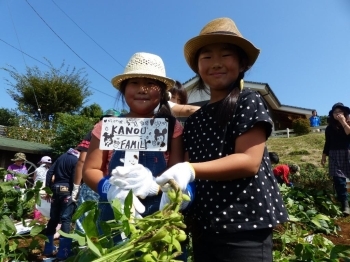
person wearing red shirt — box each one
[273,164,300,187]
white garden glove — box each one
[110,164,159,199]
[71,184,80,202]
[156,162,195,192]
[107,185,145,219]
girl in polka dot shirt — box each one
[156,17,289,262]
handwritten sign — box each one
[99,117,169,151]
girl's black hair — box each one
[194,44,249,126]
[169,81,188,104]
[268,152,280,165]
[118,78,176,151]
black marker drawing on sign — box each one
[154,128,167,147]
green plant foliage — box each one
[292,118,311,136]
[0,168,46,260]
[80,103,103,119]
[64,184,189,261]
[289,150,310,156]
[5,113,55,144]
[50,113,96,155]
[273,185,350,261]
[0,108,19,126]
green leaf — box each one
[330,245,350,259]
[171,237,182,252]
[287,214,300,222]
[86,235,102,257]
[24,190,34,202]
[124,190,133,219]
[60,231,86,246]
[30,224,45,237]
[311,218,322,228]
[82,209,100,239]
[72,200,97,222]
[313,214,330,221]
[0,233,6,251]
[111,198,123,221]
[2,215,16,234]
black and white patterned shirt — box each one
[183,88,289,234]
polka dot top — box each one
[183,88,289,234]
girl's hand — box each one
[156,162,195,192]
[335,113,346,123]
[110,164,159,198]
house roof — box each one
[0,136,52,154]
[183,77,315,118]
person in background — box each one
[155,17,288,261]
[321,102,350,216]
[268,151,280,165]
[168,80,200,117]
[309,110,321,132]
[272,164,300,187]
[33,156,52,220]
[72,109,120,233]
[6,152,28,181]
[42,148,80,260]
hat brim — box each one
[184,34,260,73]
[11,158,26,162]
[111,73,175,91]
[332,105,350,113]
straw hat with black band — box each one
[111,52,175,91]
[184,17,260,74]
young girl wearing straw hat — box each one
[156,17,289,261]
[82,52,184,233]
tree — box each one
[80,103,103,118]
[3,61,92,122]
[0,108,18,126]
[50,113,96,155]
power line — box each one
[0,38,50,67]
[25,0,111,84]
[0,38,116,99]
[51,0,124,69]
[6,0,43,121]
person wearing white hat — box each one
[83,52,186,242]
[155,17,289,261]
[32,156,52,220]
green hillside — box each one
[267,132,325,167]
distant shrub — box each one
[292,118,311,135]
[289,150,310,156]
[290,163,332,191]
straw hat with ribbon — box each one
[111,52,175,91]
[11,152,27,162]
[184,17,260,73]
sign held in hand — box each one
[99,117,169,152]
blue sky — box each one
[1,0,349,116]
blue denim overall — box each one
[98,150,166,225]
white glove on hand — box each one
[71,184,80,202]
[110,164,159,199]
[156,162,195,192]
[107,185,145,219]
